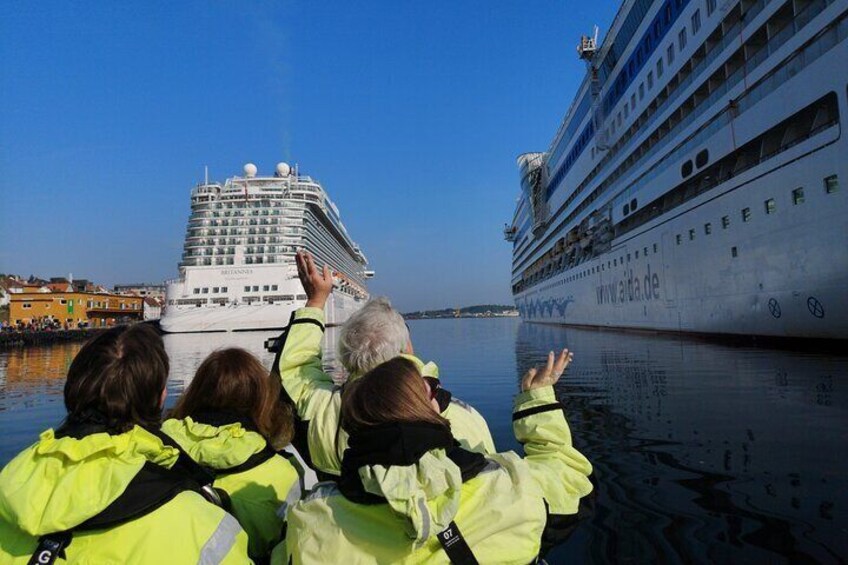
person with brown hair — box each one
[0,324,250,564]
[163,347,301,561]
[274,349,595,563]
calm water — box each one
[1,318,846,563]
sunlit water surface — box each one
[1,318,845,562]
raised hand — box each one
[521,348,573,392]
[295,251,334,309]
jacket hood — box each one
[339,423,485,545]
[161,416,267,470]
[0,426,179,536]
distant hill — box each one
[403,304,519,320]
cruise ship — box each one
[506,0,847,339]
[161,162,372,333]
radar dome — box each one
[276,162,291,177]
[244,163,258,178]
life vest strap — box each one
[437,521,479,565]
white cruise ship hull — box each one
[161,264,364,333]
[509,0,848,340]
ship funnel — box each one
[244,163,258,178]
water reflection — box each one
[517,323,848,563]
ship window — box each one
[664,3,672,24]
[630,94,636,111]
[695,150,709,168]
[657,58,664,77]
[22,303,31,309]
[792,187,805,205]
[678,28,687,51]
[272,285,278,291]
[676,234,682,245]
[297,294,307,300]
[244,286,250,292]
[764,199,776,214]
[193,288,200,295]
[202,288,209,294]
[639,83,645,100]
[647,71,654,89]
[742,208,751,222]
[667,44,675,65]
[627,253,631,262]
[263,285,270,291]
[623,204,630,215]
[252,285,259,292]
[635,251,639,258]
[722,216,730,228]
[624,104,629,119]
[644,247,648,256]
[614,259,617,266]
[824,175,839,193]
[630,198,637,210]
[213,287,219,293]
[707,0,716,16]
[691,9,701,33]
[704,223,712,235]
[731,246,738,258]
[221,287,227,293]
[689,229,695,241]
[681,160,693,177]
[653,243,658,253]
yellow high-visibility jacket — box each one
[0,425,250,564]
[272,386,594,564]
[162,416,302,560]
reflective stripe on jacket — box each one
[162,417,302,560]
[272,385,593,564]
[0,426,251,564]
[274,307,496,477]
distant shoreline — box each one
[403,305,519,321]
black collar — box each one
[338,422,487,504]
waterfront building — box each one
[506,0,847,338]
[9,291,144,328]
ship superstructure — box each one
[506,0,847,338]
[162,162,372,333]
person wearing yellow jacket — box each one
[272,251,496,479]
[0,324,250,564]
[162,348,302,561]
[272,348,594,564]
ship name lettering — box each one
[595,264,661,305]
[220,268,254,276]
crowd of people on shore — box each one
[0,252,595,564]
[0,317,90,332]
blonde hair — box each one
[341,357,449,435]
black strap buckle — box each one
[28,531,72,565]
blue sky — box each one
[0,1,618,311]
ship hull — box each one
[516,124,848,339]
[161,264,364,333]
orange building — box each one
[9,292,144,328]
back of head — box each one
[341,357,449,436]
[64,324,168,433]
[171,348,293,448]
[338,297,410,376]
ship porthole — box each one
[807,296,825,319]
[768,298,781,318]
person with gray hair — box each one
[272,251,495,480]
[338,297,411,378]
